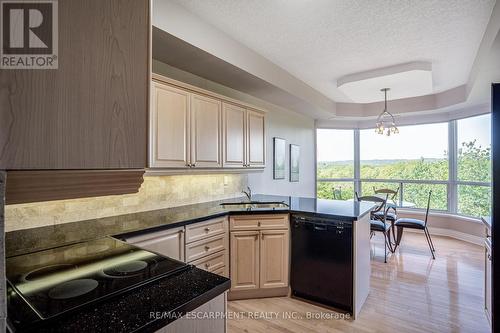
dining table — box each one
[348,196,416,250]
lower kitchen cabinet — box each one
[260,230,289,289]
[185,217,229,277]
[230,231,260,291]
[123,226,185,262]
[229,214,290,298]
[158,292,227,333]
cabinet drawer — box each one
[186,234,227,262]
[186,217,227,244]
[191,250,227,273]
[211,266,228,278]
[123,226,185,262]
[230,214,289,231]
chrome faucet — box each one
[242,186,252,201]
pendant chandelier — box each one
[375,88,399,136]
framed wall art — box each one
[273,137,286,179]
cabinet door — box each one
[125,227,185,262]
[230,231,260,291]
[485,247,492,322]
[260,230,289,289]
[190,94,222,167]
[150,82,190,168]
[246,109,266,167]
[222,103,246,167]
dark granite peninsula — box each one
[6,195,374,331]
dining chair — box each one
[372,187,399,223]
[372,187,399,244]
[332,187,342,200]
[394,190,435,259]
[356,192,392,263]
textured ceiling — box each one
[171,0,495,103]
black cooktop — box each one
[6,237,188,320]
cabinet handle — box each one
[179,229,184,234]
[257,221,261,227]
[205,263,210,268]
[192,163,196,167]
[205,246,210,251]
[205,227,210,232]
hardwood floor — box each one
[227,232,489,333]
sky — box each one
[317,114,491,162]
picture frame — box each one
[290,144,300,182]
[273,137,286,179]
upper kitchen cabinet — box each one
[222,104,266,168]
[150,75,266,171]
[0,0,150,170]
[222,103,246,168]
[246,109,266,167]
[150,79,222,168]
[190,94,222,168]
[150,82,190,168]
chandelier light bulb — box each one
[375,88,398,136]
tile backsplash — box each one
[5,174,248,232]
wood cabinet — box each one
[230,214,289,231]
[123,227,185,262]
[150,83,190,168]
[222,103,246,167]
[246,109,266,167]
[190,95,222,168]
[150,75,265,171]
[159,292,227,333]
[0,0,150,204]
[222,104,266,168]
[230,231,260,291]
[150,80,222,168]
[185,217,229,277]
[260,230,289,289]
[185,234,226,262]
[229,214,289,296]
[0,0,149,170]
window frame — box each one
[316,115,491,218]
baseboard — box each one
[404,227,483,246]
[227,287,289,301]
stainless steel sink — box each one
[220,201,289,209]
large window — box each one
[316,114,491,218]
[316,129,355,200]
[360,123,448,180]
[456,114,491,216]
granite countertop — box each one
[482,216,491,230]
[7,266,230,333]
[6,194,375,257]
[6,194,373,332]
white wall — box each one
[247,109,316,197]
[152,60,317,198]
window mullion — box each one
[448,120,458,214]
[354,129,361,196]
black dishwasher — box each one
[290,214,353,313]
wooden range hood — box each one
[5,170,145,205]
